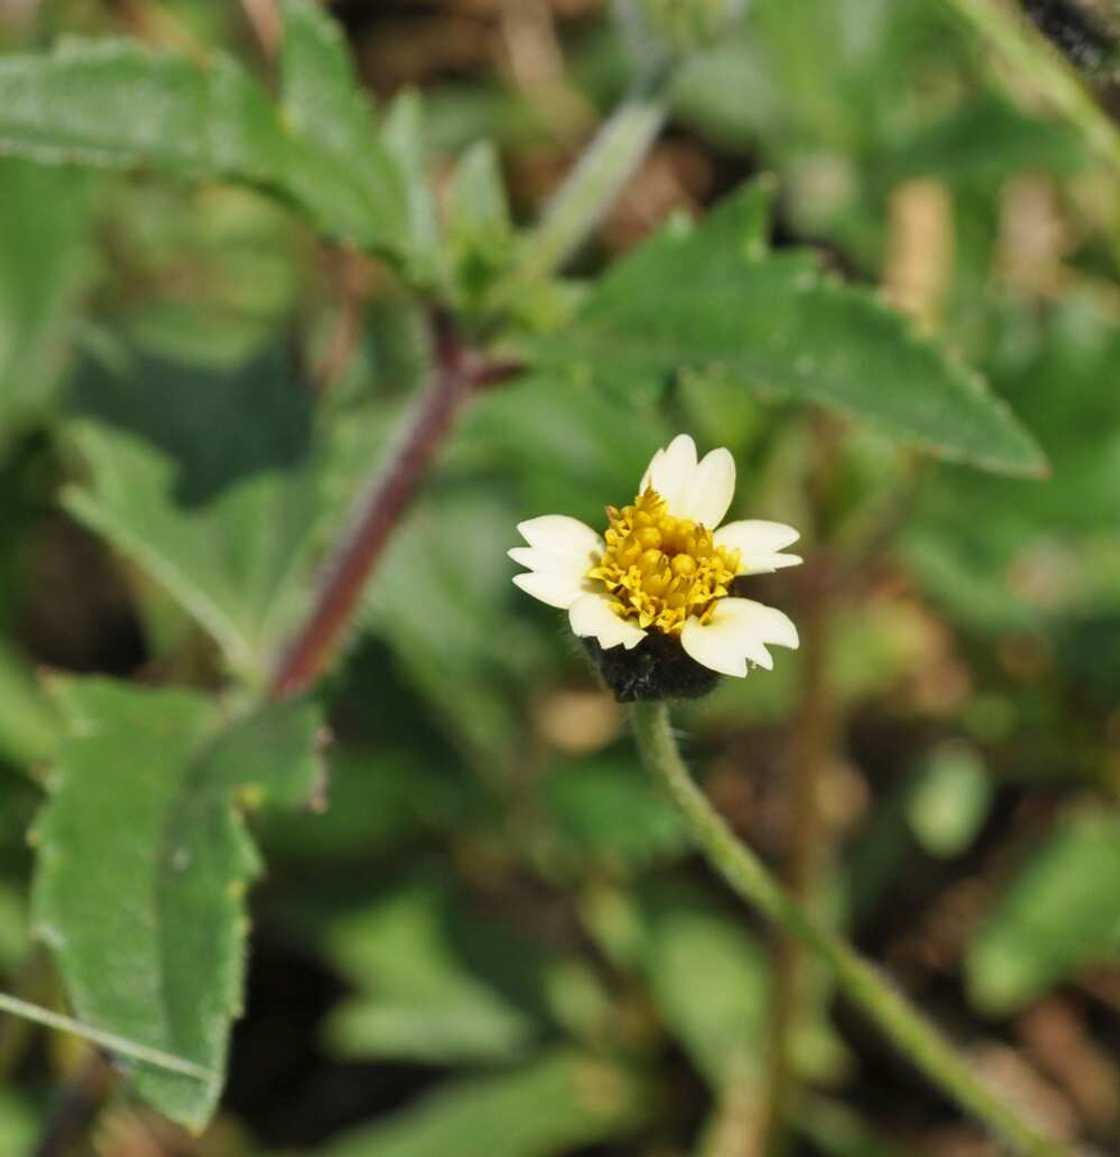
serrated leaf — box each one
[0,36,404,254]
[966,812,1120,1015]
[31,678,323,1130]
[530,181,1046,476]
[0,157,91,445]
[62,343,319,681]
[318,1051,651,1157]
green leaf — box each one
[0,884,28,973]
[0,641,59,768]
[905,741,993,859]
[904,296,1120,631]
[317,1051,651,1157]
[278,0,406,252]
[0,36,404,254]
[280,0,375,150]
[446,139,514,305]
[0,41,274,171]
[381,91,443,286]
[103,182,302,371]
[324,878,537,1065]
[31,678,323,1130]
[544,756,687,870]
[638,888,770,1089]
[62,343,320,680]
[530,181,1047,476]
[966,811,1120,1015]
[455,375,669,529]
[0,157,91,445]
[887,91,1085,187]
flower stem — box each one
[630,701,1071,1157]
[939,0,1120,175]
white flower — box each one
[510,433,802,679]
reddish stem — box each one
[269,315,521,700]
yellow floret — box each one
[587,489,740,635]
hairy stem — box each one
[630,701,1071,1157]
[940,0,1120,173]
[269,315,513,699]
[501,94,667,293]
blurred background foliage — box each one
[0,0,1119,1155]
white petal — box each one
[639,448,664,494]
[568,593,646,651]
[680,597,799,677]
[513,569,588,610]
[735,599,799,649]
[714,520,803,574]
[510,517,603,609]
[516,515,602,558]
[640,434,697,510]
[507,546,593,577]
[678,447,735,528]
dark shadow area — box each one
[69,343,314,508]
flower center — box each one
[587,488,740,635]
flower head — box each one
[510,434,802,699]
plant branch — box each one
[269,313,521,700]
[630,701,1072,1157]
[940,0,1120,174]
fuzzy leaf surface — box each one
[32,679,322,1129]
[0,157,91,443]
[0,35,404,253]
